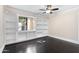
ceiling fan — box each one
[39,5,59,14]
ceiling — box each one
[10,5,79,14]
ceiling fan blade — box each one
[39,9,46,11]
[42,12,46,14]
[52,8,59,11]
[39,12,46,15]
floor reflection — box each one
[25,45,37,53]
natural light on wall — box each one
[28,18,34,31]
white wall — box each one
[4,6,48,44]
[48,8,78,41]
[0,6,5,52]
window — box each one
[18,16,36,31]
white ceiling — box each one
[10,5,79,14]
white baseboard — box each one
[0,45,5,53]
[6,34,79,45]
[48,35,79,44]
[6,35,48,45]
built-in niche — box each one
[18,16,36,32]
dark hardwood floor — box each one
[2,36,79,53]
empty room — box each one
[0,5,79,53]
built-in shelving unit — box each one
[4,6,48,45]
[4,9,17,44]
[36,18,48,35]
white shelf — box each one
[18,30,36,33]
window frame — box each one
[17,14,36,32]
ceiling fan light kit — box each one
[46,10,51,13]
